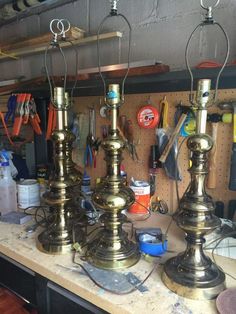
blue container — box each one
[139,234,167,256]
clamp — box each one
[4,95,17,123]
[12,93,27,137]
[29,98,42,135]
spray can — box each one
[0,152,17,214]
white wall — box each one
[0,0,235,81]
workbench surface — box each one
[0,213,235,314]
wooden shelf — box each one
[0,31,122,61]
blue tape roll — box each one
[139,234,167,256]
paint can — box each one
[129,180,150,214]
[17,179,40,209]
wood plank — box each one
[0,27,85,52]
[0,32,123,61]
[102,64,170,78]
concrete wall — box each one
[0,0,235,81]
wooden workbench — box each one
[0,213,235,314]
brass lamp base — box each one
[85,229,140,269]
[162,254,225,300]
[37,226,85,255]
[37,230,73,254]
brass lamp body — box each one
[162,79,225,299]
[85,84,140,269]
[37,87,84,254]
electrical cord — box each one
[204,230,236,281]
[23,205,55,228]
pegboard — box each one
[72,89,236,216]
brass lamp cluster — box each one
[85,84,140,269]
[37,0,228,302]
[37,87,85,254]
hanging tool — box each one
[22,93,31,125]
[151,196,168,214]
[174,103,196,137]
[0,112,14,145]
[125,119,140,162]
[4,95,17,124]
[156,96,181,180]
[29,98,42,135]
[46,102,57,140]
[206,113,221,189]
[159,112,187,163]
[12,93,27,137]
[92,138,102,168]
[137,98,160,129]
[158,96,169,129]
[84,107,96,167]
[218,102,236,190]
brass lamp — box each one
[37,87,85,254]
[162,0,229,299]
[85,84,140,269]
[162,79,225,299]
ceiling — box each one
[0,0,75,26]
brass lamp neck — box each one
[195,79,211,133]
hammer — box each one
[218,101,236,190]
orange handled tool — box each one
[12,93,27,136]
[46,102,56,140]
[0,112,14,145]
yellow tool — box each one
[159,96,169,128]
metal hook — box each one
[200,0,220,22]
[109,0,120,15]
[57,19,71,40]
[45,19,70,103]
[185,1,229,106]
[200,0,220,10]
[50,19,64,44]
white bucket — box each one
[17,179,40,209]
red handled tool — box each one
[46,102,56,140]
[29,98,42,135]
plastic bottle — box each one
[0,160,17,215]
